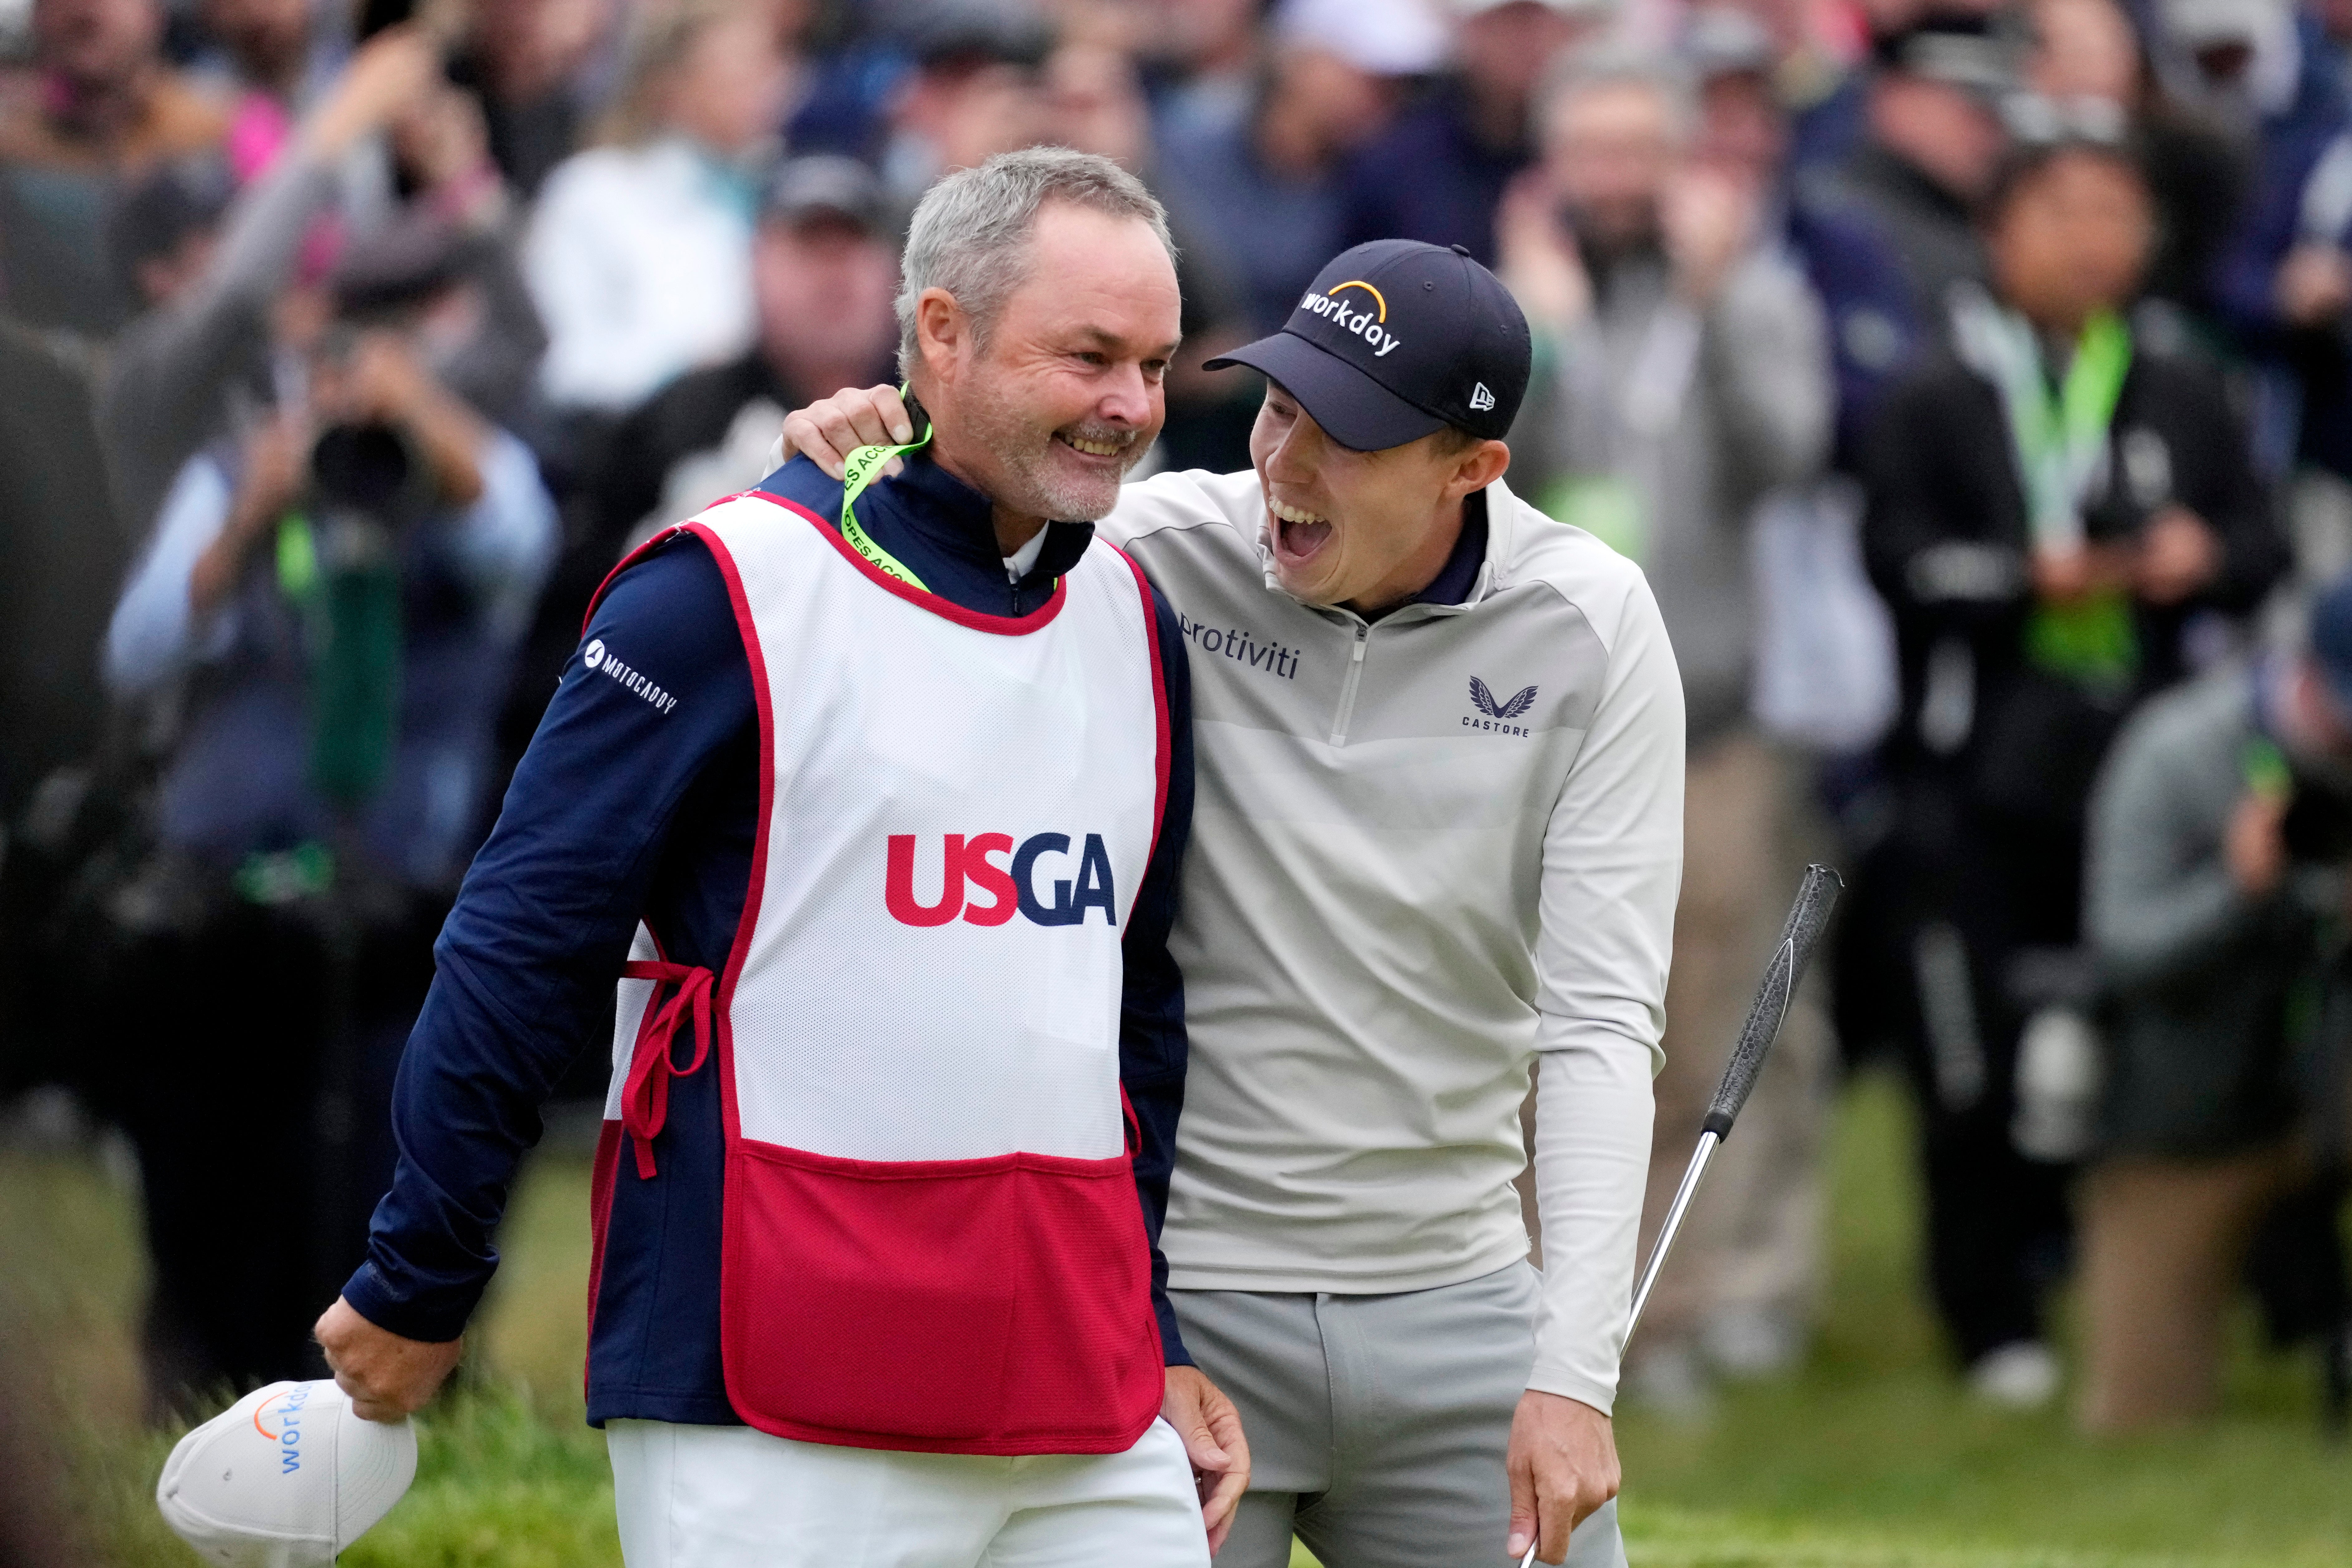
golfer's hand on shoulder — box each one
[314,1296,463,1423]
[1163,1364,1250,1554]
[778,385,914,481]
[1506,1389,1620,1565]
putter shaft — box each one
[1626,1130,1718,1336]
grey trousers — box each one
[1171,1262,1627,1568]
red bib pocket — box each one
[720,1139,1164,1455]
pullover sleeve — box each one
[342,536,754,1340]
[1526,570,1684,1414]
[1120,584,1198,1367]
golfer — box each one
[785,236,1683,1567]
[310,149,1248,1567]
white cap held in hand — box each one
[156,1380,418,1566]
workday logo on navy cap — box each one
[1204,239,1532,452]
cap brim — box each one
[1203,331,1447,452]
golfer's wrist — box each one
[1522,1369,1615,1420]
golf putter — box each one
[1519,864,1843,1568]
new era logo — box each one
[1468,383,1496,412]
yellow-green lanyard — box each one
[839,393,935,591]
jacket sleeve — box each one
[1119,582,1197,1368]
[341,536,754,1341]
[1527,566,1683,1414]
[2163,358,2287,612]
[2085,693,2269,990]
[98,154,337,522]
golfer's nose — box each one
[1094,362,1153,427]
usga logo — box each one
[887,833,1117,927]
[1298,280,1402,358]
[252,1385,312,1474]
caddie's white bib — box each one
[596,490,1173,1458]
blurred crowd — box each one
[4,0,2352,1444]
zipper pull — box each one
[1352,626,1368,661]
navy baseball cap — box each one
[1203,240,1533,452]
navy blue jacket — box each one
[343,453,1197,1426]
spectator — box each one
[1158,0,1421,337]
[381,77,551,434]
[524,0,797,417]
[0,321,125,822]
[450,0,620,200]
[98,24,442,537]
[874,3,1054,214]
[0,0,229,336]
[96,224,556,1405]
[1500,44,1834,1409]
[1037,35,1256,472]
[2027,0,2248,328]
[1146,0,1271,144]
[192,0,348,177]
[2077,576,2352,1431]
[1683,4,1793,198]
[1858,132,2286,1406]
[1789,10,2018,463]
[1338,0,1608,265]
[2206,0,2352,491]
[586,155,897,565]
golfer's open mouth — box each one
[1267,495,1333,566]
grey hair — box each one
[1533,42,1701,147]
[895,146,1176,379]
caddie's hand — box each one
[314,1296,463,1423]
[1162,1364,1251,1554]
[1505,1389,1620,1565]
[778,385,915,481]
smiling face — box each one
[1249,381,1509,614]
[915,200,1181,527]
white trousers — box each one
[606,1416,1210,1568]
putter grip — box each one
[1699,863,1843,1141]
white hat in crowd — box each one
[156,1380,418,1566]
[1276,0,1451,76]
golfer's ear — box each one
[915,288,968,380]
[1456,438,1511,496]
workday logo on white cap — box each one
[157,1379,417,1567]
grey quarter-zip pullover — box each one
[1102,466,1684,1412]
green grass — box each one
[5,1073,2349,1566]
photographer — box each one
[96,223,554,1407]
[2079,574,2352,1430]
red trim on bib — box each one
[582,523,685,635]
[679,519,774,1156]
[739,489,1072,636]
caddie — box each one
[784,238,1684,1567]
[309,149,1249,1568]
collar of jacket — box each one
[888,449,1098,587]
